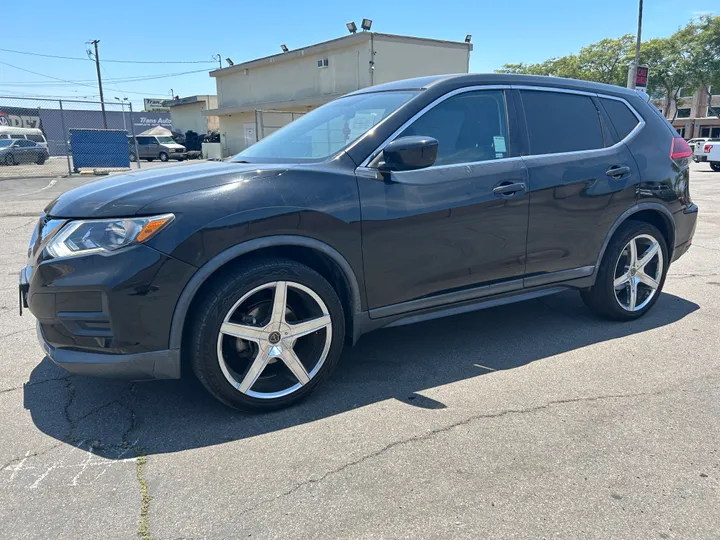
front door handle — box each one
[493,181,526,197]
[606,165,631,179]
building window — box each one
[700,127,711,137]
[677,127,685,138]
[713,127,720,138]
[676,108,691,119]
[317,58,329,68]
[678,87,695,98]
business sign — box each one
[635,65,649,93]
[0,107,42,128]
[144,98,170,112]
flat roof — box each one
[210,32,472,77]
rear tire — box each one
[581,221,668,321]
[36,155,46,165]
[189,258,345,411]
[710,162,720,172]
[5,154,16,166]
[129,152,137,163]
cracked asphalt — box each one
[1,162,719,539]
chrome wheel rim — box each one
[216,281,332,399]
[613,234,663,312]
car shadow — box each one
[24,291,699,459]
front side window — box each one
[156,136,175,144]
[234,91,417,161]
[27,134,45,143]
[397,90,509,166]
[521,91,604,155]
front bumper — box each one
[38,323,180,380]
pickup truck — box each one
[694,139,720,168]
[706,142,720,171]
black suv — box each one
[20,74,697,411]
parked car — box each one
[19,74,698,411]
[693,139,720,163]
[129,135,186,162]
[0,127,48,149]
[0,138,49,165]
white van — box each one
[0,127,48,149]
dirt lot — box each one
[1,162,718,539]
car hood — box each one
[45,161,289,218]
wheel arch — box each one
[168,235,363,352]
[594,203,676,276]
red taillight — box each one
[704,144,713,154]
[670,137,693,160]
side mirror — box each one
[379,136,438,172]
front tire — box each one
[581,221,668,320]
[159,152,169,162]
[710,162,720,172]
[189,258,345,411]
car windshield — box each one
[156,137,176,144]
[233,91,418,161]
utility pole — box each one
[90,39,108,128]
[627,0,643,89]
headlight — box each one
[46,214,174,258]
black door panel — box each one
[522,147,638,277]
[359,158,530,310]
[516,89,640,281]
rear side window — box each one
[520,91,604,155]
[600,98,640,140]
[398,90,509,166]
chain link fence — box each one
[0,97,173,179]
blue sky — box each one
[0,0,716,108]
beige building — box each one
[651,86,720,139]
[167,95,219,135]
[204,32,472,156]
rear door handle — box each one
[493,181,526,197]
[606,165,631,179]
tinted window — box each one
[16,139,33,147]
[398,90,509,166]
[521,91,603,155]
[600,98,640,140]
[10,134,25,139]
[137,137,152,145]
[27,134,45,143]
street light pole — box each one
[628,0,644,89]
[115,97,128,131]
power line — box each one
[0,46,217,64]
[0,68,211,86]
[0,60,171,96]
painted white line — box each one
[38,179,57,192]
[8,450,31,482]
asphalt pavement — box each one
[1,162,719,539]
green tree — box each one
[684,16,720,118]
[576,35,635,85]
[640,37,688,118]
